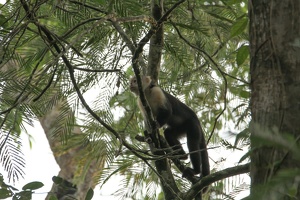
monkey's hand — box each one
[155,120,161,128]
[182,168,209,193]
[182,167,196,179]
[172,149,188,160]
[135,135,153,143]
[177,154,188,160]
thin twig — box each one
[171,21,228,144]
[73,67,120,73]
[19,0,154,163]
[33,65,58,102]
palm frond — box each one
[0,131,25,183]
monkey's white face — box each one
[129,76,152,95]
[129,77,139,95]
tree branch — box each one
[73,67,120,73]
[184,163,250,199]
[130,1,187,199]
[147,2,164,82]
[19,0,153,167]
[132,0,186,134]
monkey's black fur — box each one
[158,90,210,178]
[130,76,210,179]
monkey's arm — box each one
[156,104,172,127]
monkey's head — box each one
[129,76,152,95]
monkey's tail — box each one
[200,136,210,194]
[201,146,210,177]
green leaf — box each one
[85,188,94,200]
[0,188,13,198]
[240,90,250,99]
[52,176,63,184]
[230,17,248,38]
[22,181,44,191]
[94,0,106,5]
[49,195,59,200]
[226,0,245,5]
[287,186,297,198]
[236,45,249,66]
[13,191,32,200]
[0,14,8,28]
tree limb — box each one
[184,163,250,199]
[147,2,164,81]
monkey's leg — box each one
[186,124,202,175]
[164,128,188,160]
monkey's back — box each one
[163,90,199,121]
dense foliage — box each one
[0,0,249,199]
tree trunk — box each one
[249,0,300,198]
[1,61,104,199]
[38,100,104,200]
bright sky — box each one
[1,121,122,199]
[0,122,59,199]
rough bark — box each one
[249,0,300,198]
[131,1,187,199]
[147,1,164,82]
[145,1,181,199]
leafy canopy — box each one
[0,0,249,199]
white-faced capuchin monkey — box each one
[130,76,210,179]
